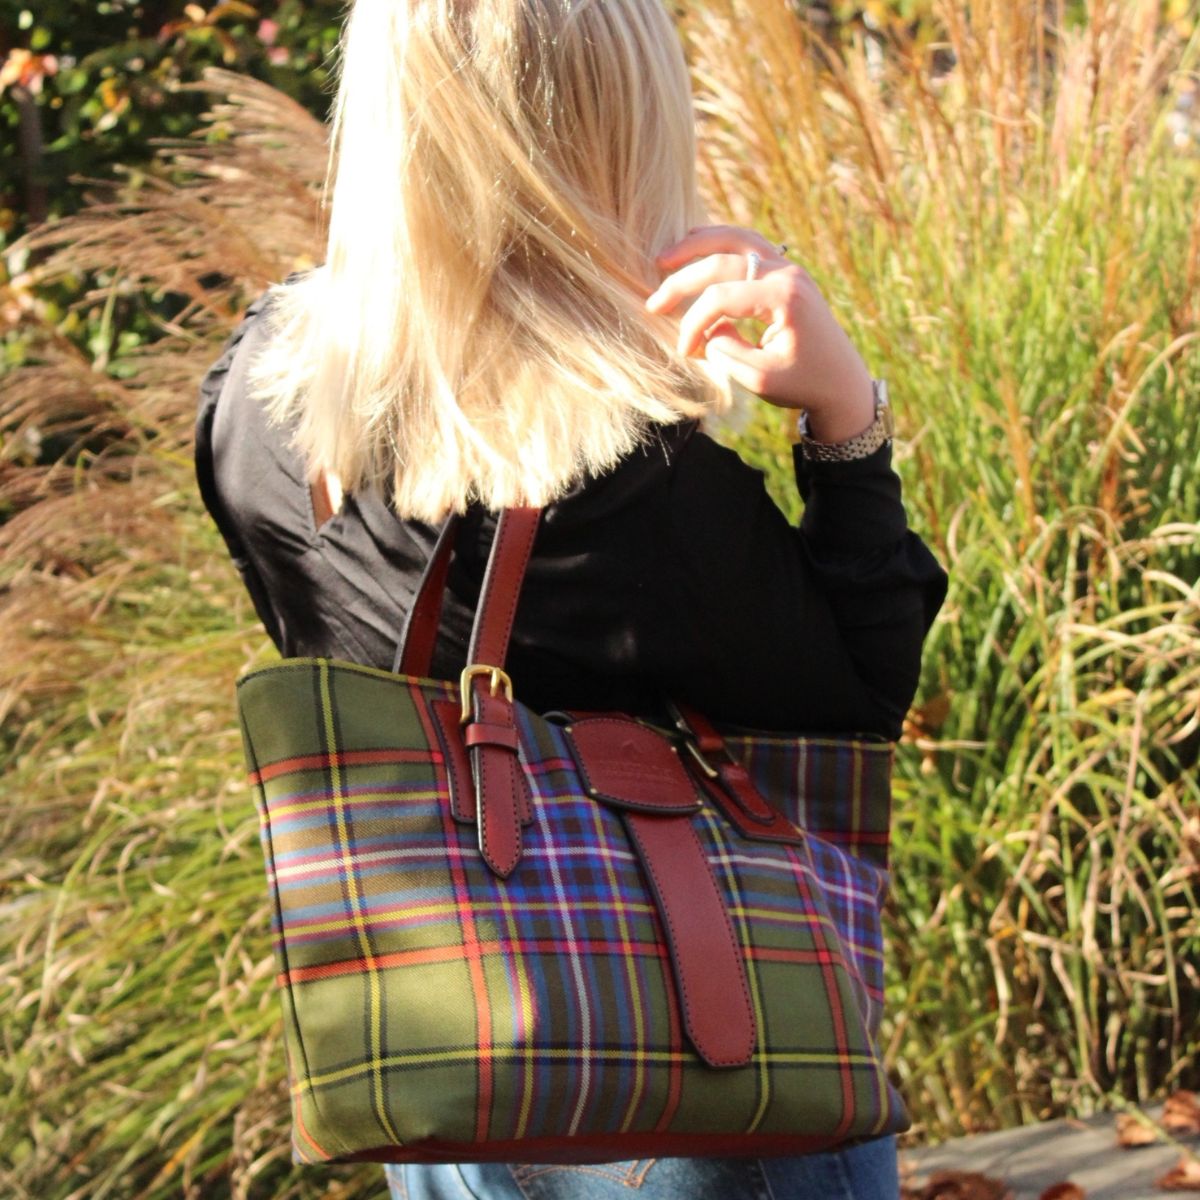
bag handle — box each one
[392,513,462,677]
[392,506,791,878]
[392,506,541,877]
[392,507,541,687]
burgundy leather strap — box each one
[464,722,520,752]
[464,508,541,876]
[392,509,540,873]
[393,514,461,676]
[673,701,778,826]
[690,773,804,847]
[394,506,540,679]
[466,508,541,668]
[470,688,528,877]
[624,810,756,1067]
[429,697,475,824]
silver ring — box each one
[746,251,762,282]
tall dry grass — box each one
[685,0,1200,1133]
[0,3,1197,1195]
[0,77,377,1199]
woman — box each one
[195,0,947,1195]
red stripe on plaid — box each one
[751,946,842,966]
[278,937,670,986]
[293,1094,333,1162]
[250,747,443,785]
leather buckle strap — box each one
[669,700,806,846]
[395,508,540,878]
[623,809,756,1068]
[459,509,541,877]
[669,701,776,825]
[468,685,529,878]
[459,664,513,723]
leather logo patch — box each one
[567,718,703,814]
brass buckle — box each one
[459,664,514,723]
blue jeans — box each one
[384,1136,899,1199]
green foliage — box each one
[0,487,387,1198]
[0,0,342,243]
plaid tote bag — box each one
[236,506,910,1164]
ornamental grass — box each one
[1,2,1198,1195]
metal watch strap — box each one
[797,378,893,462]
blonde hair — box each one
[250,0,730,521]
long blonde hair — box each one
[250,0,730,521]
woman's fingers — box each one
[688,316,784,397]
[656,224,781,270]
[674,278,777,358]
[646,252,783,315]
[646,225,873,421]
[704,327,790,398]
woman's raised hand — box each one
[645,224,876,445]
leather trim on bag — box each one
[623,810,756,1068]
[566,717,703,814]
[394,514,461,676]
[430,697,476,824]
[470,688,530,877]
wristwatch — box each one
[796,378,894,462]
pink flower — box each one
[0,49,59,97]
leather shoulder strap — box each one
[392,507,541,679]
[392,514,461,676]
[462,506,541,878]
[467,507,541,671]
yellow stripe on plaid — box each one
[267,788,445,819]
[294,1046,889,1094]
[278,898,658,938]
[318,662,403,1147]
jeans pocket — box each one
[509,1160,657,1199]
[511,1158,775,1200]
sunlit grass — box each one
[687,0,1200,1135]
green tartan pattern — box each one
[238,657,909,1163]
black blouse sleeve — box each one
[194,293,290,650]
[643,428,947,740]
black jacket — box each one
[195,294,948,739]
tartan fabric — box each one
[238,657,908,1164]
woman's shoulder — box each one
[540,419,703,529]
[195,277,743,538]
[195,284,318,555]
[197,289,276,420]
